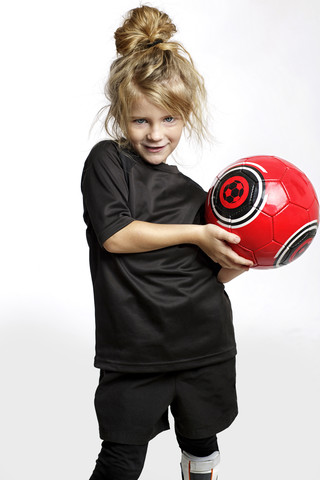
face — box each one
[126,95,184,165]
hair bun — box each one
[115,5,177,56]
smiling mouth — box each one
[143,145,166,153]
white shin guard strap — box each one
[181,451,220,480]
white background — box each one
[1,0,319,479]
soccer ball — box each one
[205,156,319,269]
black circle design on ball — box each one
[274,221,318,267]
[223,180,245,204]
[210,165,266,228]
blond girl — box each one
[82,6,251,479]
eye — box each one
[133,118,147,124]
[164,116,175,123]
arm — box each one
[103,220,253,270]
[217,267,250,283]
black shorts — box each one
[94,357,238,445]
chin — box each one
[143,155,166,165]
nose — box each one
[146,123,164,142]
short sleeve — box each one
[81,141,135,246]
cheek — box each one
[127,127,143,145]
[174,126,184,144]
[126,129,136,145]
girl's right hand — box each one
[196,224,253,269]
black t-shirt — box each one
[81,140,236,372]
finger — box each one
[220,260,250,269]
[213,253,244,269]
[214,245,253,268]
[215,228,241,245]
[228,251,254,267]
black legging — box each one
[89,433,218,480]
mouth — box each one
[143,145,167,153]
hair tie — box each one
[146,39,163,49]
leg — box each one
[176,433,220,480]
[171,360,238,479]
[89,441,148,480]
[176,431,219,457]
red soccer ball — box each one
[205,156,319,269]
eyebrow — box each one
[129,114,176,119]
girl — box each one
[81,5,252,480]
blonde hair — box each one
[104,5,208,147]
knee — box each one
[89,441,148,480]
[176,432,219,457]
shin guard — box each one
[181,451,220,480]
